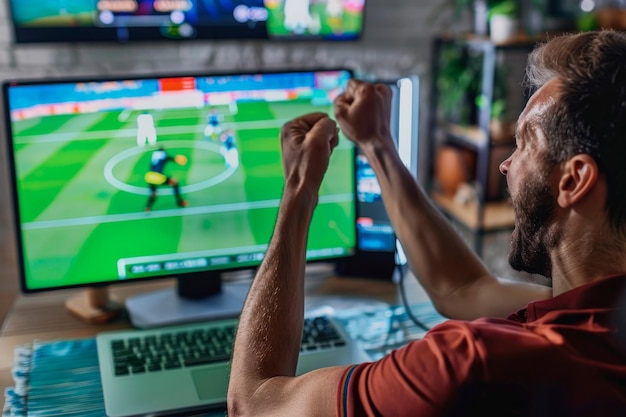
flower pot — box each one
[489,14,518,44]
[490,119,516,144]
[435,144,512,202]
[596,8,626,31]
[435,145,476,197]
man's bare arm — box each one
[228,113,349,417]
[334,80,551,319]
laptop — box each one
[96,313,369,417]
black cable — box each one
[396,264,431,332]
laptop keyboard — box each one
[110,315,347,377]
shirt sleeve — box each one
[336,320,485,417]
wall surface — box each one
[0,0,471,324]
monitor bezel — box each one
[2,67,358,295]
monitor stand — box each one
[65,287,123,325]
[125,271,250,329]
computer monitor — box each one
[2,68,356,327]
[8,0,366,43]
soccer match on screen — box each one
[6,70,356,290]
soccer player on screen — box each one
[136,113,157,147]
[283,0,312,34]
[326,0,344,30]
[204,109,223,139]
[220,130,239,168]
[326,0,343,17]
[144,147,188,211]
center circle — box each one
[103,140,237,196]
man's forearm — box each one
[360,140,492,307]
[229,188,316,401]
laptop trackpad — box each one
[192,367,230,400]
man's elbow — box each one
[429,298,455,319]
[227,389,251,417]
[226,400,244,417]
[227,381,265,417]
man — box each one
[204,109,223,139]
[283,0,312,34]
[228,30,626,416]
[136,112,157,147]
[220,129,239,168]
[144,146,188,211]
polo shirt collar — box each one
[516,275,626,322]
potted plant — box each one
[487,0,546,43]
[488,0,519,43]
[436,42,483,125]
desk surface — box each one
[0,271,428,391]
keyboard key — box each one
[184,354,231,367]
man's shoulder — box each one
[393,318,559,379]
[427,316,525,334]
[414,317,547,356]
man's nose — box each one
[499,157,510,175]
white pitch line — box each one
[12,118,291,144]
[22,194,354,231]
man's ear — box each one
[557,154,598,208]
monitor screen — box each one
[8,0,365,43]
[356,152,395,251]
[2,69,357,295]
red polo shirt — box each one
[337,275,626,416]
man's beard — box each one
[508,174,559,278]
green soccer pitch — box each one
[10,99,356,290]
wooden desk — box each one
[0,271,428,391]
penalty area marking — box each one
[103,140,237,196]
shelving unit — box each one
[427,34,537,256]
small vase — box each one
[435,145,476,197]
[489,14,518,44]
